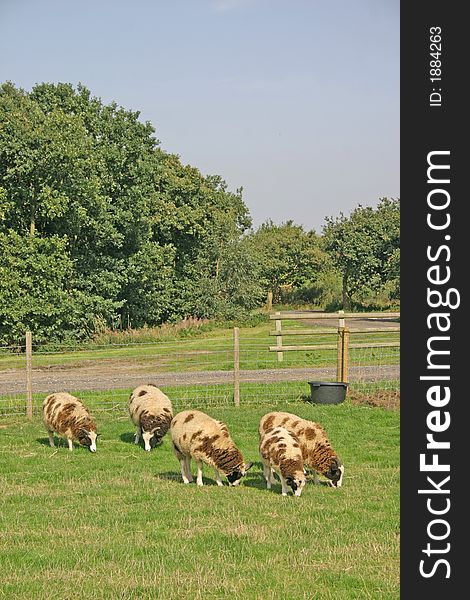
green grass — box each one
[1,380,400,418]
[0,402,399,599]
[0,318,399,372]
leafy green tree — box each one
[0,82,158,325]
[0,81,256,340]
[119,242,176,327]
[0,231,84,344]
[187,237,263,319]
[150,155,254,318]
[322,198,400,309]
[245,220,324,303]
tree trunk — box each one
[342,271,351,310]
[266,290,273,311]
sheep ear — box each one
[245,462,254,471]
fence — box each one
[270,310,399,397]
[270,309,400,373]
[0,312,399,417]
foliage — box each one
[288,269,343,307]
[322,198,400,308]
[0,81,400,343]
[0,81,255,342]
[187,237,264,320]
[244,220,326,303]
[0,230,97,344]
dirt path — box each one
[0,364,399,394]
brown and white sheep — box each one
[128,384,173,451]
[259,411,344,487]
[43,392,98,452]
[170,409,252,486]
[259,426,306,496]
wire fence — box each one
[0,318,399,418]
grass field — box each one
[0,401,399,599]
[0,319,399,372]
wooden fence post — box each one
[275,312,283,362]
[26,331,33,419]
[233,327,240,407]
[336,311,345,381]
[336,328,344,382]
[342,327,349,383]
[338,309,345,329]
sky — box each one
[0,0,399,233]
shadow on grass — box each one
[154,471,222,486]
[37,437,53,447]
[154,471,182,483]
[154,465,268,490]
[239,461,267,490]
[36,436,73,449]
[119,431,135,444]
[36,437,90,451]
[119,431,164,449]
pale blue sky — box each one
[0,0,399,233]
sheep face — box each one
[142,430,153,452]
[226,461,253,486]
[78,429,98,452]
[325,458,344,487]
[285,474,307,497]
[142,427,164,452]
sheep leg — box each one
[134,426,141,445]
[184,456,193,483]
[279,473,289,496]
[179,459,192,484]
[213,468,223,486]
[47,431,55,448]
[263,462,272,489]
[270,468,277,484]
[67,438,73,452]
[195,460,204,486]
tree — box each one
[322,198,400,309]
[245,220,324,303]
[0,231,84,344]
[0,82,159,324]
[119,242,176,327]
[150,154,254,319]
[0,81,255,340]
[187,237,263,319]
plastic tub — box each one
[307,381,348,404]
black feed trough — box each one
[307,381,348,404]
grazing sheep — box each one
[42,392,98,452]
[170,409,253,486]
[259,426,306,497]
[128,384,173,451]
[259,411,344,487]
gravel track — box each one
[0,364,399,394]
